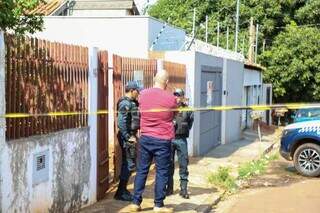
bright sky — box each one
[135,0,158,12]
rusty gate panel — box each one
[97,50,109,200]
[112,55,122,181]
[4,33,89,140]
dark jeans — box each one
[118,133,135,182]
[133,135,171,207]
[168,138,189,190]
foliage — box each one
[238,153,279,180]
[208,167,238,193]
[295,0,320,25]
[260,24,320,102]
[0,0,44,35]
[208,153,279,193]
[148,0,308,51]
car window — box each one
[296,108,320,118]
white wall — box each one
[35,16,150,58]
[244,68,262,86]
[1,128,92,213]
[35,16,186,59]
[71,10,129,17]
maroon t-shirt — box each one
[139,87,177,140]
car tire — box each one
[293,143,320,177]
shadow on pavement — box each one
[82,185,218,213]
[204,139,257,159]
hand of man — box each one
[128,135,137,144]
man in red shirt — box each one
[128,70,177,213]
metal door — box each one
[199,66,222,154]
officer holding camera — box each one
[167,88,194,199]
[114,81,141,201]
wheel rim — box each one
[298,148,320,173]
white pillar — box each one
[0,31,6,212]
[221,58,228,145]
[88,47,98,204]
[157,59,164,72]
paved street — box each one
[213,157,320,213]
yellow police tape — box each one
[1,103,320,119]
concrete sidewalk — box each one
[81,132,279,213]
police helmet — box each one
[173,88,185,97]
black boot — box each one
[180,182,190,199]
[114,180,133,201]
[179,189,190,199]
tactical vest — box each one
[175,104,191,137]
[130,100,140,131]
[117,97,140,133]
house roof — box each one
[29,0,62,15]
[29,0,139,16]
[244,60,266,71]
[73,0,137,10]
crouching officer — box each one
[114,81,141,201]
[167,88,194,199]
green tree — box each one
[0,0,44,35]
[295,0,320,25]
[260,24,320,103]
[148,0,320,55]
[148,0,308,50]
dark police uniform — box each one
[115,96,140,201]
[167,102,194,198]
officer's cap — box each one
[125,81,142,91]
[173,88,185,97]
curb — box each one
[197,141,278,213]
[195,194,222,213]
[262,142,278,155]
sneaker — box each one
[114,192,133,202]
[153,206,173,213]
[126,204,141,212]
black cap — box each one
[125,81,142,91]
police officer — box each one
[167,88,194,199]
[114,81,141,201]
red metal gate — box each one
[97,51,109,200]
[4,34,89,140]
